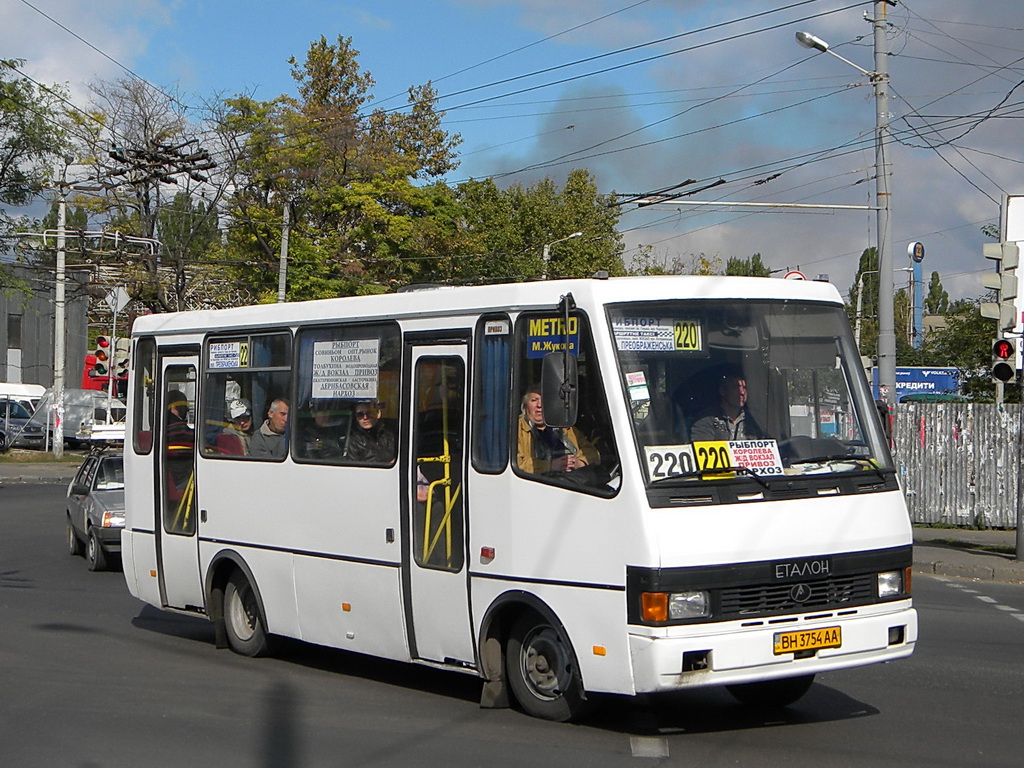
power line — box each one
[14,0,195,114]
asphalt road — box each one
[2,483,1023,768]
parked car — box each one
[0,423,7,452]
[1,397,46,449]
[66,450,125,571]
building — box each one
[1,264,88,387]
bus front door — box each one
[405,345,475,666]
[156,356,204,611]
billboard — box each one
[871,367,961,402]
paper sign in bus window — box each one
[612,317,703,353]
[625,371,650,403]
[311,339,380,399]
[209,341,246,369]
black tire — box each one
[87,529,108,571]
[224,570,270,657]
[727,674,815,708]
[505,611,589,722]
[67,517,84,557]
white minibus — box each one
[122,275,916,721]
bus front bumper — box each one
[627,601,917,693]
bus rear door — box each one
[156,353,204,611]
[404,341,475,666]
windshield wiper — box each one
[651,465,771,489]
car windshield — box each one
[95,457,125,490]
[608,299,891,485]
[3,400,32,420]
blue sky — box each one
[6,0,1024,301]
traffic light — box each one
[991,338,1017,383]
[114,337,130,398]
[91,336,110,380]
[981,242,1020,332]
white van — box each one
[0,383,46,414]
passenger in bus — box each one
[346,401,396,463]
[165,390,195,492]
[298,401,346,459]
[689,370,763,442]
[216,398,252,455]
[249,398,289,459]
[517,385,599,475]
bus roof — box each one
[132,275,844,336]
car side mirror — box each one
[71,482,90,496]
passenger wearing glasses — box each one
[346,401,396,463]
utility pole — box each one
[53,183,67,458]
[277,199,291,303]
[873,0,897,413]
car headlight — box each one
[101,511,125,528]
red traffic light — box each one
[96,336,110,348]
[993,338,1015,360]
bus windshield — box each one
[608,299,891,484]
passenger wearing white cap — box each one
[219,398,252,455]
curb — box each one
[913,544,1024,584]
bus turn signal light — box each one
[641,592,668,623]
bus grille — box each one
[719,574,875,618]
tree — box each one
[73,76,228,311]
[0,59,70,206]
[215,35,464,301]
[848,247,879,356]
[455,169,625,282]
[925,298,1007,402]
[1,59,72,288]
[726,253,771,277]
[924,271,949,315]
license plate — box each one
[773,626,841,655]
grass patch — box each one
[0,448,84,464]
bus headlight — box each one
[642,590,710,622]
[669,590,710,620]
[877,570,904,598]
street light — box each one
[541,231,583,279]
[797,0,896,411]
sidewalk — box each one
[3,460,1022,583]
[0,460,79,484]
[912,527,1024,584]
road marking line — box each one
[975,595,997,603]
[630,736,670,759]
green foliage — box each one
[725,253,771,277]
[0,59,71,206]
[219,35,465,299]
[455,170,625,281]
[924,298,1009,402]
[924,271,949,315]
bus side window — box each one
[472,315,511,474]
[513,311,618,494]
[200,333,292,461]
[292,322,401,466]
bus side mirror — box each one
[541,351,578,428]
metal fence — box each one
[894,403,1021,529]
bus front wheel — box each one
[726,674,815,708]
[506,611,588,722]
[224,571,270,657]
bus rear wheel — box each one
[505,611,588,722]
[224,571,270,657]
[726,674,815,708]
